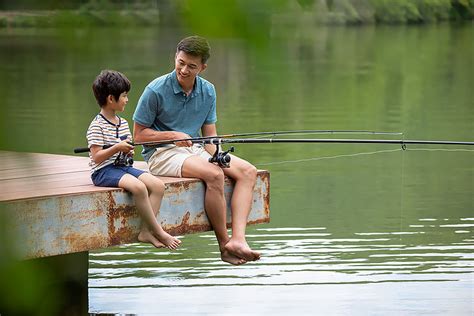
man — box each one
[133,36,260,265]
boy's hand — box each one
[116,140,134,153]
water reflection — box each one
[89,217,472,314]
[90,218,472,286]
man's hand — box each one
[174,131,193,147]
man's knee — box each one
[205,167,225,189]
[245,165,258,180]
[239,164,257,183]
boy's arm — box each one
[90,141,134,165]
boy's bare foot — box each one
[221,249,247,265]
[138,230,166,248]
[154,230,182,250]
[224,239,260,262]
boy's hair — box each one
[92,70,131,107]
[176,36,211,64]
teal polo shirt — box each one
[133,70,217,161]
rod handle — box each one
[74,147,90,154]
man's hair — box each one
[176,36,211,64]
[92,70,131,107]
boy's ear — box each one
[200,63,207,73]
[106,95,115,104]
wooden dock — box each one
[0,151,270,259]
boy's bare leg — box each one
[222,155,260,261]
[119,174,181,250]
[136,173,178,249]
[182,156,246,265]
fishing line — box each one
[254,148,403,166]
[399,134,406,244]
[253,147,474,167]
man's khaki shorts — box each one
[147,144,212,177]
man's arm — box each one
[133,122,192,147]
[202,123,218,154]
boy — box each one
[87,70,181,250]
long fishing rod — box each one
[73,129,401,153]
[204,138,474,146]
[131,130,403,147]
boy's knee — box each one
[151,177,165,194]
[129,181,148,196]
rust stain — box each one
[166,211,213,236]
[105,192,139,245]
[63,232,108,254]
[108,226,137,245]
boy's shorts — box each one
[91,164,146,187]
[148,144,212,177]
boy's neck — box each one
[100,108,118,124]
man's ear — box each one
[200,63,207,73]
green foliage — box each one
[370,0,423,23]
[0,9,160,28]
[415,0,452,21]
[0,0,472,28]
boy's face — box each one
[175,50,207,88]
[106,92,128,112]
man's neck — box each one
[178,77,195,96]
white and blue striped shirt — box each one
[86,114,132,173]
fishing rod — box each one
[73,129,402,153]
[128,130,404,148]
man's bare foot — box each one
[154,229,181,250]
[224,239,260,262]
[221,249,247,265]
[138,230,166,248]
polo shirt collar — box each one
[170,70,201,96]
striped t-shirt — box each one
[86,114,132,173]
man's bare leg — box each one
[222,155,260,261]
[182,156,246,265]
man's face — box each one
[174,50,207,88]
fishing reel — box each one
[209,145,234,168]
[114,152,134,167]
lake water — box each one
[0,22,472,315]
